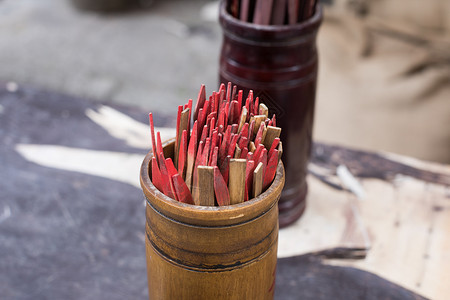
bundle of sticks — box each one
[228,0,317,25]
[148,82,282,206]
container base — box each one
[278,183,307,228]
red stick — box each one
[156,132,164,158]
[200,124,208,144]
[227,134,238,157]
[202,138,211,166]
[172,174,194,204]
[271,114,276,127]
[209,146,219,167]
[245,160,255,202]
[158,153,175,199]
[178,130,187,178]
[256,148,268,179]
[194,84,206,122]
[268,137,280,157]
[254,123,265,145]
[148,113,158,164]
[253,144,265,164]
[238,136,248,150]
[219,155,231,184]
[240,147,249,159]
[213,166,230,206]
[254,97,259,115]
[175,105,183,159]
[226,82,232,103]
[263,149,278,189]
[151,156,163,192]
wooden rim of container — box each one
[140,139,285,227]
[219,1,323,44]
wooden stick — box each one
[151,156,163,192]
[178,130,187,179]
[219,155,231,184]
[214,166,230,206]
[288,0,299,25]
[240,0,250,21]
[234,145,242,158]
[240,147,249,159]
[148,113,158,164]
[209,146,219,167]
[229,159,246,205]
[158,153,175,199]
[185,121,198,191]
[197,166,215,206]
[172,173,194,204]
[245,160,255,202]
[175,105,183,166]
[253,115,266,135]
[175,107,190,168]
[277,141,283,162]
[259,103,269,117]
[268,137,280,157]
[263,149,278,189]
[263,126,281,150]
[237,107,248,133]
[156,132,164,158]
[253,162,264,198]
[194,84,206,122]
[272,0,287,25]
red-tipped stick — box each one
[256,148,268,179]
[214,166,230,206]
[209,146,219,167]
[227,134,238,158]
[192,140,205,203]
[254,122,266,145]
[158,153,174,199]
[238,136,248,151]
[237,107,248,133]
[200,124,208,144]
[178,130,187,179]
[194,84,206,122]
[268,137,280,157]
[253,143,265,163]
[240,0,250,21]
[219,155,231,184]
[253,162,264,198]
[175,105,183,165]
[226,82,232,103]
[240,147,249,159]
[172,174,194,204]
[239,122,249,141]
[165,158,178,177]
[271,114,276,127]
[202,138,211,166]
[151,157,163,192]
[156,132,164,158]
[288,0,299,25]
[219,125,231,162]
[149,113,158,164]
[254,97,259,115]
[232,85,237,102]
[263,149,278,189]
[272,0,287,25]
[185,121,198,191]
[210,130,218,158]
[244,160,255,202]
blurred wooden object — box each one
[278,142,450,300]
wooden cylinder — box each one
[140,140,285,300]
[219,3,322,227]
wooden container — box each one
[219,3,322,227]
[140,140,285,300]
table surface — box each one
[1,83,448,300]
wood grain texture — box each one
[253,162,264,198]
[196,166,215,206]
[229,159,247,204]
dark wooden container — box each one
[219,3,322,227]
[140,140,285,300]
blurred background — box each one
[1,0,449,163]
